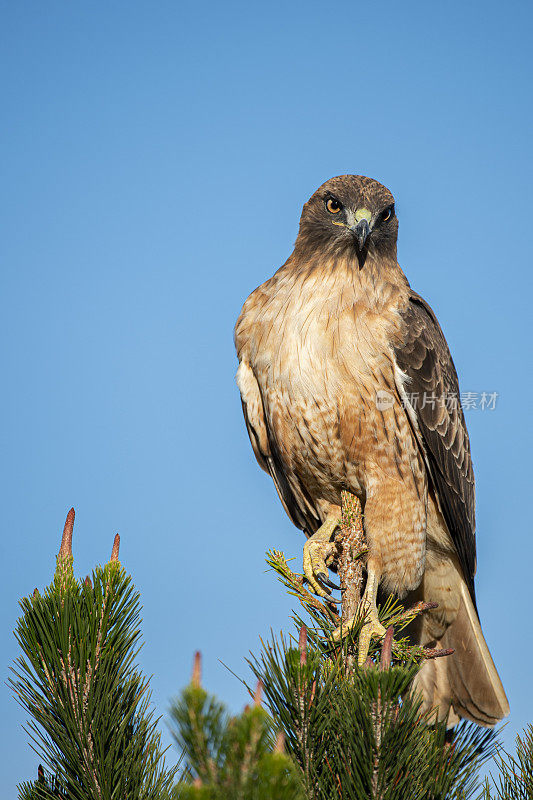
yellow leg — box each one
[356,563,387,665]
[302,513,341,598]
[333,559,386,665]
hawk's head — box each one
[296,175,398,265]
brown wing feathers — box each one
[395,293,477,602]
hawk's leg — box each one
[333,559,386,665]
[302,512,341,598]
[356,561,387,665]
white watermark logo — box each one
[375,391,499,412]
[375,390,395,410]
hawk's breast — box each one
[247,261,420,505]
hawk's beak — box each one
[351,218,371,250]
[349,208,372,250]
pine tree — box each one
[170,652,305,800]
[482,726,533,799]
[12,502,524,799]
[242,549,496,800]
[11,509,176,800]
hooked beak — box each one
[351,218,371,250]
[349,208,372,251]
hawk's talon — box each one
[331,607,387,665]
[317,572,340,591]
[302,514,341,598]
[332,613,360,641]
[357,612,387,666]
[331,559,386,665]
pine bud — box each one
[308,678,316,708]
[253,679,263,706]
[58,508,75,562]
[379,626,394,671]
[299,625,307,667]
[191,650,202,687]
[110,533,120,563]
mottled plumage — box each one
[235,175,508,726]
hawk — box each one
[234,175,509,727]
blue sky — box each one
[1,0,532,788]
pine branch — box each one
[170,652,305,800]
[267,542,452,668]
[248,616,496,799]
[337,491,366,623]
[483,725,533,799]
[252,496,499,799]
[10,507,176,800]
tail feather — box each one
[413,580,509,727]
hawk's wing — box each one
[236,360,321,535]
[394,292,476,601]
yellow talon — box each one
[332,612,360,641]
[357,610,387,666]
[332,559,386,665]
[302,514,340,598]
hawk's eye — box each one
[325,197,342,214]
[382,205,394,222]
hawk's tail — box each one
[412,575,509,727]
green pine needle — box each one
[11,536,176,799]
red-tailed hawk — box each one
[235,175,508,727]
